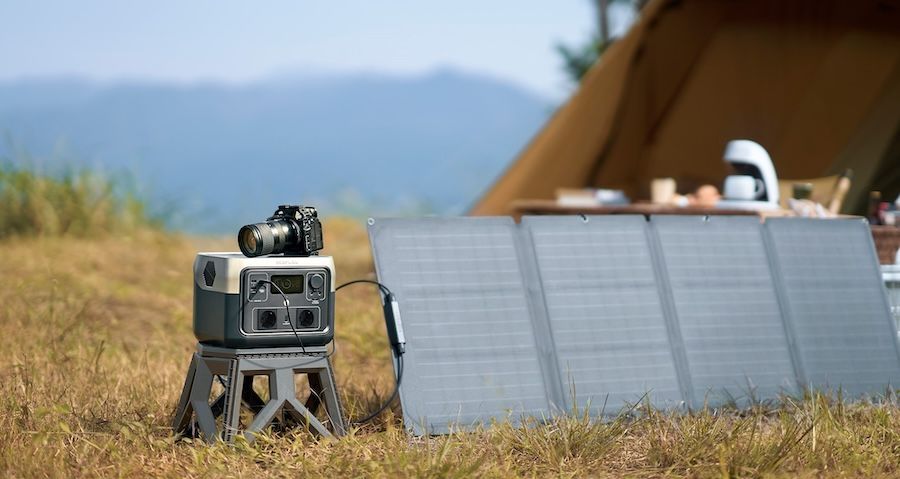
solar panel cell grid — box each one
[523,216,683,413]
[368,217,551,434]
[765,218,900,397]
[652,216,797,407]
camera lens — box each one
[239,227,258,254]
[238,219,298,257]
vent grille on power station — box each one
[203,260,216,287]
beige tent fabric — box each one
[468,0,670,216]
[471,0,900,216]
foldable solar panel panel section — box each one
[523,215,684,414]
[765,218,900,397]
[368,217,550,434]
[652,216,798,408]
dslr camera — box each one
[193,205,334,348]
[238,205,324,258]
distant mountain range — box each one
[0,69,552,232]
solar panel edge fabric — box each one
[522,215,687,414]
[511,221,568,413]
[763,217,900,397]
[367,217,553,435]
[642,217,696,409]
[759,221,809,389]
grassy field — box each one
[1,221,899,478]
[1,166,900,478]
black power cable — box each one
[239,281,339,368]
[257,279,306,354]
[336,278,390,296]
[351,355,403,426]
[244,276,403,426]
[335,279,405,426]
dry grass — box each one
[2,220,900,478]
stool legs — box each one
[173,351,345,443]
[171,354,198,434]
[221,360,245,444]
[171,354,233,443]
[316,359,347,435]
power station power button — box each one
[308,274,325,290]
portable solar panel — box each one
[522,215,684,413]
[764,218,900,396]
[368,215,900,435]
[652,216,798,407]
[367,217,552,434]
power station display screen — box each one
[270,274,304,294]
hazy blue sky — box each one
[0,1,636,98]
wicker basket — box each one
[872,225,900,264]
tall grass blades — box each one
[0,160,161,238]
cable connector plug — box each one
[382,293,406,355]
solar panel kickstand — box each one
[172,344,346,443]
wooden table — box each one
[511,199,769,219]
[510,199,900,263]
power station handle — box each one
[382,293,406,355]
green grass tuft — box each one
[0,159,161,238]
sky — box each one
[0,1,635,99]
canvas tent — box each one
[471,0,900,216]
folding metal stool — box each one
[172,344,345,443]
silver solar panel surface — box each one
[765,218,900,396]
[368,217,550,434]
[369,215,900,434]
[653,216,797,407]
[523,215,683,413]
